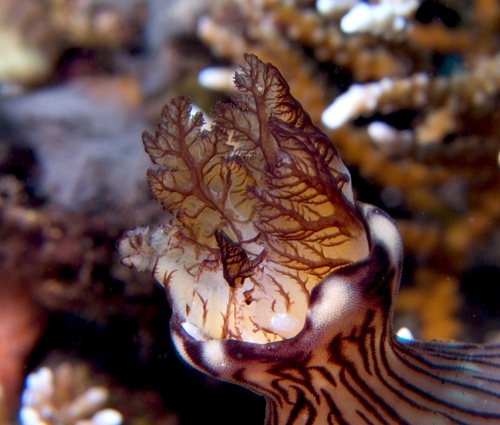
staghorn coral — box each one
[120,54,369,343]
[0,174,165,416]
[48,0,144,49]
[0,0,144,86]
[338,0,420,36]
[19,363,122,425]
[0,0,56,85]
[17,359,181,425]
[121,54,500,425]
[321,53,500,130]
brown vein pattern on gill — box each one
[119,53,369,344]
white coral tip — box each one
[19,407,45,425]
[91,409,123,425]
[26,368,53,394]
[322,85,365,129]
[368,121,399,144]
[83,388,108,407]
[340,0,418,34]
[316,0,357,15]
[198,67,237,92]
[66,387,108,418]
[340,2,373,33]
[22,368,54,406]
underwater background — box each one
[1,0,500,424]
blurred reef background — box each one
[1,0,500,424]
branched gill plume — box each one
[119,53,369,343]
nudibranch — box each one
[119,54,500,424]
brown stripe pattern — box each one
[171,204,500,425]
